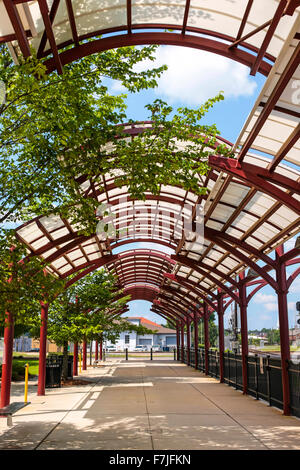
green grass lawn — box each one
[260,345,300,352]
[11,355,39,378]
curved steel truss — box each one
[0,1,299,414]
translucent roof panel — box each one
[2,0,299,78]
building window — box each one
[125,335,130,344]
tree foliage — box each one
[0,45,232,235]
[30,269,152,346]
[0,232,65,326]
[0,43,232,339]
[0,45,167,231]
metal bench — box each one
[0,402,29,426]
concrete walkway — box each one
[0,358,300,450]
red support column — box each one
[186,318,191,366]
[276,245,291,416]
[194,313,199,370]
[180,322,185,363]
[0,311,15,409]
[217,292,225,383]
[82,340,87,370]
[203,303,209,375]
[239,273,248,395]
[95,341,98,361]
[99,339,103,360]
[73,342,78,376]
[176,322,180,360]
[37,302,49,396]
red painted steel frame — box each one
[99,340,103,361]
[43,32,272,76]
[217,292,225,384]
[0,311,14,409]
[95,341,98,361]
[82,341,87,370]
[275,245,291,415]
[181,323,185,363]
[73,342,78,376]
[37,302,49,396]
[194,313,199,370]
[209,155,300,216]
[203,303,209,376]
[176,323,180,361]
[239,272,249,395]
[186,318,191,366]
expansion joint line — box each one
[141,367,154,450]
[168,365,271,450]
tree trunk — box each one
[62,341,69,380]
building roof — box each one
[126,317,176,334]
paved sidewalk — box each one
[0,358,300,450]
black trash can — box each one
[45,361,62,388]
[67,356,73,380]
[48,354,73,380]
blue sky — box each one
[105,45,299,330]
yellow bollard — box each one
[79,352,82,373]
[24,363,29,403]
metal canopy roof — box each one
[1,0,300,74]
[1,0,299,322]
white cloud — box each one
[134,46,257,105]
[253,292,277,312]
[110,80,127,93]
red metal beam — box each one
[43,31,272,76]
[239,272,248,394]
[250,0,287,76]
[238,42,300,162]
[0,311,14,408]
[267,123,300,172]
[209,155,300,215]
[182,0,190,35]
[158,293,195,319]
[38,0,63,74]
[204,229,278,291]
[285,0,300,15]
[234,0,254,43]
[37,0,60,58]
[164,272,218,301]
[66,0,79,45]
[228,19,272,49]
[127,0,132,34]
[205,226,276,268]
[3,0,31,57]
[275,245,291,415]
[161,285,206,311]
[37,302,48,396]
[171,254,240,303]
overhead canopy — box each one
[15,127,300,321]
[1,0,299,322]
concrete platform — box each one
[0,358,299,450]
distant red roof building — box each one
[126,317,176,334]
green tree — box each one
[267,329,280,345]
[0,47,231,233]
[30,269,151,379]
[197,313,218,348]
[0,232,65,326]
[165,319,177,330]
[0,45,166,230]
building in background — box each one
[106,317,179,351]
[14,334,32,352]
